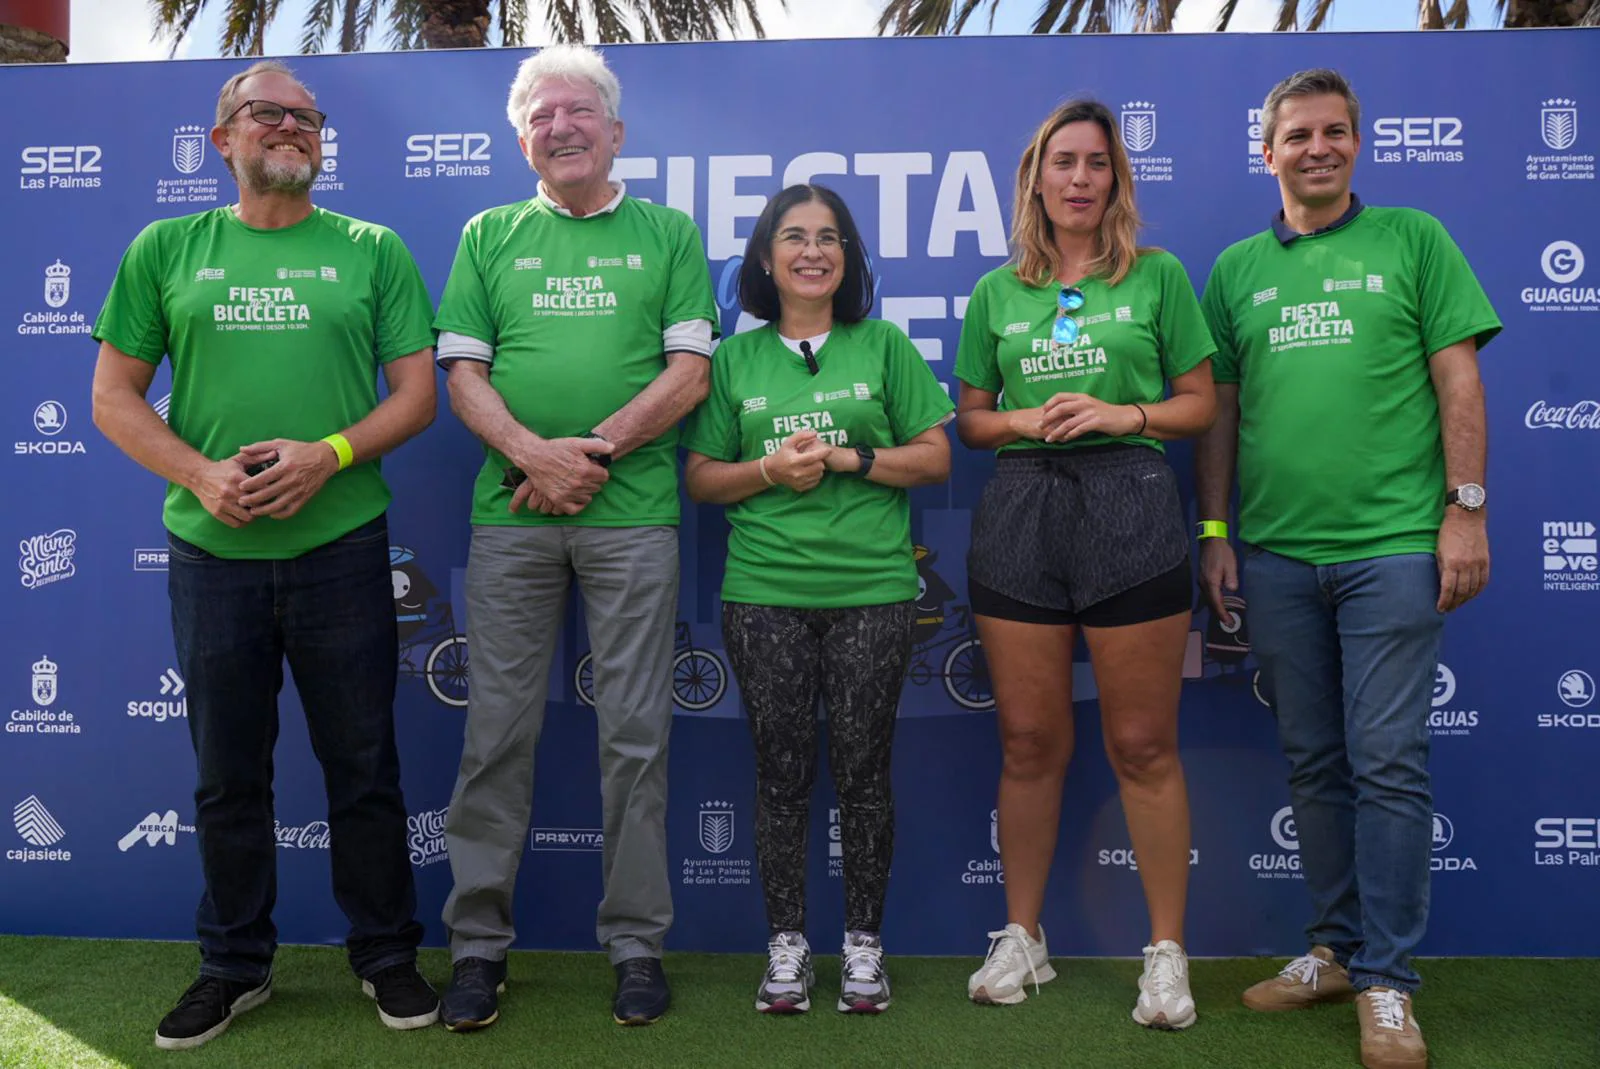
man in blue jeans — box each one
[1194,69,1500,1069]
[91,60,439,1051]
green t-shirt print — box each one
[434,195,718,527]
[1201,205,1502,565]
[682,319,955,609]
[92,206,436,559]
[954,250,1216,453]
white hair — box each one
[505,44,621,132]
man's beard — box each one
[239,149,320,194]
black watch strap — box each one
[582,431,612,468]
[853,444,876,479]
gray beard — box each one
[239,151,319,195]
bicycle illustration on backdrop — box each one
[574,620,728,713]
[391,546,469,708]
[907,546,993,711]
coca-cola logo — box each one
[1526,400,1600,430]
[407,807,448,867]
[274,820,331,849]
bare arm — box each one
[1042,360,1217,443]
[685,431,826,505]
[591,351,712,459]
[955,384,1047,450]
[1429,337,1489,612]
[1194,382,1241,618]
[822,424,951,487]
[91,341,253,528]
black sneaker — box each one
[613,958,670,1026]
[441,956,507,1032]
[154,972,272,1051]
[360,961,440,1030]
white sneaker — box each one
[755,931,812,1013]
[838,931,891,1013]
[1132,940,1197,1030]
[968,923,1056,1005]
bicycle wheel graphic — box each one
[673,648,727,712]
[425,635,470,708]
[574,653,596,707]
[943,637,994,711]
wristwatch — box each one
[1445,483,1486,511]
[582,431,612,468]
[849,444,876,479]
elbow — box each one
[953,417,980,451]
[684,476,711,504]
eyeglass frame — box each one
[224,99,328,133]
[773,229,847,251]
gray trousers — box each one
[442,524,678,965]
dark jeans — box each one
[168,515,423,983]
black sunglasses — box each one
[225,99,326,133]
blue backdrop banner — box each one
[2,29,1597,959]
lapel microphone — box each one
[799,339,820,376]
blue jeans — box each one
[168,515,423,983]
[1244,546,1445,994]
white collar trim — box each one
[538,181,626,217]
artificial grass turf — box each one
[0,938,1596,1068]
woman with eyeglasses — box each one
[955,100,1217,1029]
[683,184,953,1015]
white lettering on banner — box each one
[1527,400,1600,430]
[8,654,80,738]
[1543,520,1599,591]
[1371,117,1465,164]
[1246,107,1270,175]
[529,827,604,851]
[957,809,1004,887]
[18,145,103,190]
[1527,98,1595,182]
[18,530,76,589]
[1249,805,1303,880]
[1097,847,1201,871]
[1533,817,1600,867]
[681,801,751,886]
[275,821,331,849]
[617,151,1006,261]
[403,133,492,178]
[8,795,71,863]
[407,808,449,866]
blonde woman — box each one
[954,100,1217,1029]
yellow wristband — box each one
[320,433,354,472]
[1196,520,1229,540]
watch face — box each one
[1457,483,1486,509]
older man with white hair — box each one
[435,43,717,1030]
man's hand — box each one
[236,439,340,520]
[765,430,826,492]
[192,456,255,528]
[1199,538,1240,621]
[1436,509,1489,612]
[507,435,614,516]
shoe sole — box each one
[837,997,890,1013]
[969,962,1057,1005]
[613,1012,665,1026]
[1242,989,1357,1012]
[756,998,810,1013]
[441,981,507,1032]
[153,979,272,1051]
[1132,1004,1198,1030]
[361,980,441,1030]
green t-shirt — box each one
[1202,205,1502,565]
[434,195,718,527]
[93,206,435,559]
[682,319,955,609]
[954,250,1215,453]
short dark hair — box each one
[1262,68,1361,147]
[737,184,874,325]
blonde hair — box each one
[1010,99,1146,288]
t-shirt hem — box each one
[470,514,681,528]
[1245,536,1439,566]
[1427,319,1502,356]
[720,589,918,609]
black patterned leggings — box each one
[722,600,916,934]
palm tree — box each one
[151,0,775,58]
[875,0,1597,34]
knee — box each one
[1105,729,1178,785]
[1000,726,1070,782]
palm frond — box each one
[299,0,339,52]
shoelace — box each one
[1279,953,1327,989]
[176,976,228,1016]
[983,928,1044,994]
[1366,988,1409,1032]
[453,959,499,993]
[766,939,806,983]
[842,941,882,983]
[1142,944,1186,999]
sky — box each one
[66,0,1504,64]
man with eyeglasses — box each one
[92,60,439,1050]
[433,43,716,1030]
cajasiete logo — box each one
[1527,98,1593,183]
[10,795,71,863]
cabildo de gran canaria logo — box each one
[19,262,90,337]
[8,655,80,738]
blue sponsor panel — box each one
[1,31,1597,957]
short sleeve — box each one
[1154,253,1217,380]
[680,344,740,461]
[661,212,719,339]
[433,216,496,345]
[881,322,955,443]
[953,273,1001,392]
[1201,256,1240,385]
[372,229,436,363]
[92,222,170,363]
[1414,213,1502,356]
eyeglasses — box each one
[225,99,327,133]
[775,231,845,251]
[1052,287,1086,347]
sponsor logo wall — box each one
[1,32,1597,957]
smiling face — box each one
[517,75,623,199]
[1035,119,1115,240]
[1265,93,1360,210]
[214,71,322,194]
[764,198,845,311]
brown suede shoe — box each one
[1356,987,1428,1069]
[1242,946,1356,1011]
